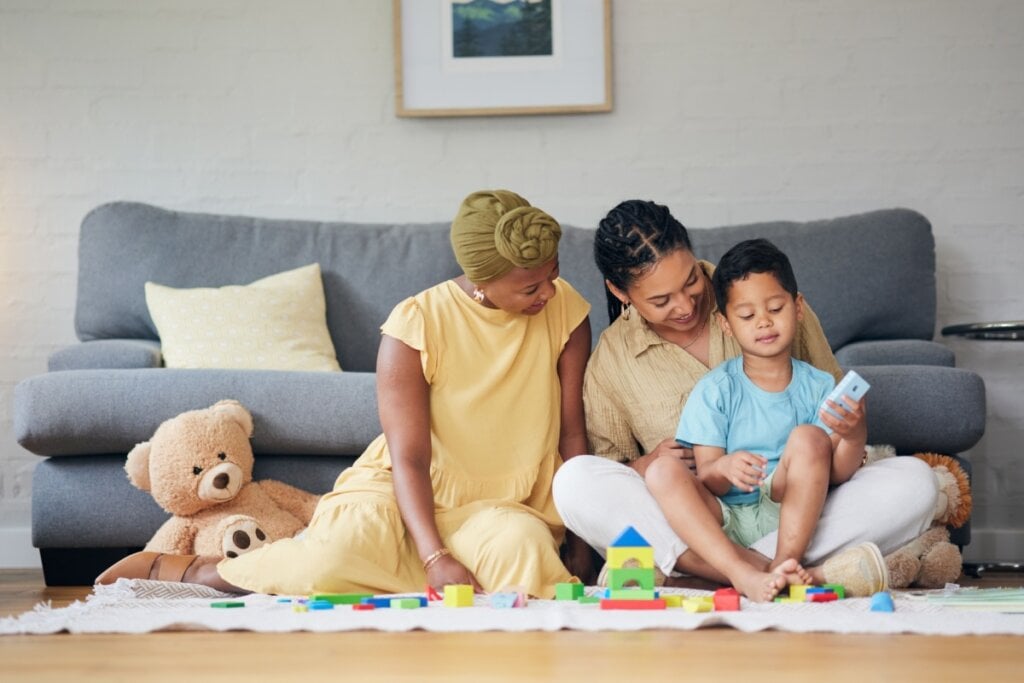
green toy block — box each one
[210,601,245,608]
[555,583,585,600]
[390,598,423,609]
[311,593,373,605]
[822,583,845,599]
[607,567,656,591]
[577,595,601,604]
[607,588,657,600]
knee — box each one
[785,425,832,465]
[470,510,555,562]
[644,455,692,494]
[552,455,597,515]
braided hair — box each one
[593,200,693,323]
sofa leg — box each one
[39,547,143,586]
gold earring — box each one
[621,302,631,320]
[473,288,485,303]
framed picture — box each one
[394,0,612,117]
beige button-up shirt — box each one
[584,261,843,463]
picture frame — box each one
[393,0,612,117]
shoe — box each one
[95,551,198,585]
[822,542,889,597]
[596,560,667,587]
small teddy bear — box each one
[865,445,973,589]
[125,399,321,559]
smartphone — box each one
[823,370,870,419]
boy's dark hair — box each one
[593,200,693,323]
[711,238,799,312]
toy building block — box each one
[311,593,373,605]
[361,597,395,608]
[870,592,895,612]
[808,592,839,603]
[773,597,803,604]
[426,585,443,601]
[599,598,667,610]
[662,594,684,608]
[607,588,658,601]
[788,585,811,602]
[210,601,245,608]
[352,603,376,611]
[713,588,741,611]
[822,583,845,599]
[555,582,585,600]
[577,595,601,604]
[443,584,474,607]
[682,597,713,613]
[390,598,424,609]
[292,603,309,612]
[607,526,656,570]
[308,600,335,610]
[607,567,657,591]
[490,592,519,609]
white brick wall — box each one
[1,0,1021,567]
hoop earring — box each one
[473,288,485,303]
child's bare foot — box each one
[769,557,812,586]
[730,565,787,603]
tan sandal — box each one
[95,551,198,585]
[822,542,889,597]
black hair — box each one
[593,200,693,323]
[711,238,799,313]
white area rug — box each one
[2,580,1023,636]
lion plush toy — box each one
[865,445,973,589]
[125,399,320,558]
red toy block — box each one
[352,603,377,611]
[713,588,741,611]
[599,598,667,610]
[809,592,838,603]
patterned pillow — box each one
[145,263,341,371]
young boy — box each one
[673,238,868,580]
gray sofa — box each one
[14,202,986,585]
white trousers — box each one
[553,454,937,576]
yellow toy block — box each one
[683,597,713,613]
[606,567,656,591]
[663,594,684,608]
[607,546,655,570]
[443,584,474,607]
[789,585,811,602]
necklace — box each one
[678,316,708,351]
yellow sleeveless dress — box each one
[218,278,590,598]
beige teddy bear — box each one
[125,399,320,558]
[866,446,973,589]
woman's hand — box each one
[426,554,482,595]
[629,439,695,477]
[723,450,768,492]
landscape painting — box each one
[451,0,553,59]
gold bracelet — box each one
[422,547,451,571]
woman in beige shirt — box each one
[553,199,937,595]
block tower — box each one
[601,526,666,609]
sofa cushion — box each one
[15,369,381,457]
[145,263,341,372]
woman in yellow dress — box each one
[97,190,592,598]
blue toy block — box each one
[307,600,335,610]
[870,592,895,612]
[360,597,395,608]
[609,526,652,548]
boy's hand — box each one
[820,395,867,440]
[630,439,694,476]
[724,450,768,492]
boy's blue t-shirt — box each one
[675,356,835,505]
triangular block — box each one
[609,526,651,548]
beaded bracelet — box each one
[422,547,451,571]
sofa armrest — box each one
[48,340,163,371]
[835,340,954,367]
[853,365,985,454]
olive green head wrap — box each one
[450,190,562,283]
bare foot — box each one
[729,565,787,603]
[769,557,812,586]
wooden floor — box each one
[1,569,1023,682]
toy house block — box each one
[607,526,656,570]
[599,598,667,611]
[713,588,741,612]
[606,567,656,591]
[443,584,474,607]
[555,583,585,600]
